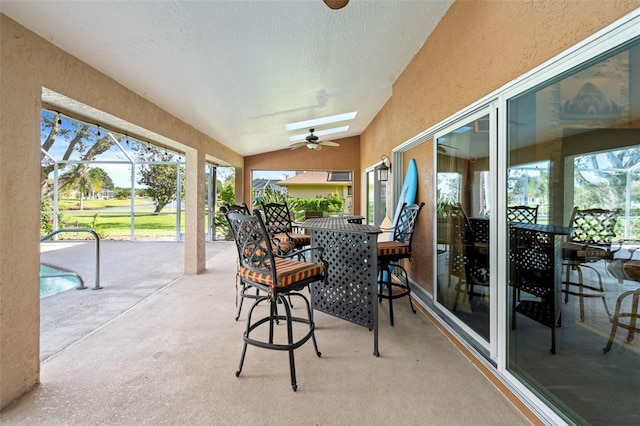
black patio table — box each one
[299,217,381,356]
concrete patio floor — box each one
[0,241,531,425]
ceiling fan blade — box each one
[320,140,340,147]
[437,142,457,153]
[289,142,306,150]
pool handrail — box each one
[40,269,86,290]
[40,228,102,290]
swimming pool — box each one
[40,264,82,298]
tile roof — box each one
[277,171,351,186]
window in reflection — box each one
[508,161,550,223]
[507,37,640,425]
[365,169,387,226]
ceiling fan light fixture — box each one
[323,0,349,9]
[289,128,340,150]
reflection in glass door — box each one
[506,38,640,424]
[436,113,492,343]
[366,169,387,226]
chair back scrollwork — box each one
[261,202,293,235]
[392,202,425,249]
[568,207,620,254]
[227,211,276,280]
[507,205,538,224]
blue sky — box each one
[252,170,294,180]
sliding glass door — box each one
[506,36,640,425]
[436,111,493,346]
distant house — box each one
[99,189,114,199]
[252,178,286,198]
[277,171,353,213]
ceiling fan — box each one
[289,129,340,151]
[436,138,457,154]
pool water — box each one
[40,264,80,298]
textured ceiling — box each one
[1,1,453,156]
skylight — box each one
[285,111,357,131]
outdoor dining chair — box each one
[225,209,327,391]
[603,288,640,353]
[562,207,621,321]
[439,203,490,312]
[222,203,296,321]
[509,225,560,353]
[377,202,424,326]
[222,204,260,321]
[260,201,311,252]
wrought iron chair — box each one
[507,205,538,224]
[222,203,297,321]
[226,210,327,391]
[377,202,424,326]
[562,207,621,321]
[260,202,311,252]
[603,288,640,353]
[602,241,639,353]
[222,204,259,321]
[441,203,490,311]
[507,205,538,302]
[510,226,560,353]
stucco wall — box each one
[244,135,360,213]
[360,1,640,295]
[0,14,243,408]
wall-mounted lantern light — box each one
[376,155,391,182]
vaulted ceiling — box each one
[1,1,453,156]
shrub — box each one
[40,198,55,236]
[295,192,344,213]
[113,188,131,200]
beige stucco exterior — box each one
[2,0,639,414]
[360,0,640,297]
[0,13,244,407]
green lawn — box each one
[53,198,224,239]
[59,197,154,210]
[61,211,231,240]
[64,212,185,238]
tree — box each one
[218,179,236,206]
[574,148,640,209]
[252,186,299,212]
[216,167,235,184]
[135,147,181,213]
[40,111,114,198]
[74,175,90,210]
[87,167,115,197]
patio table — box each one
[299,217,381,356]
